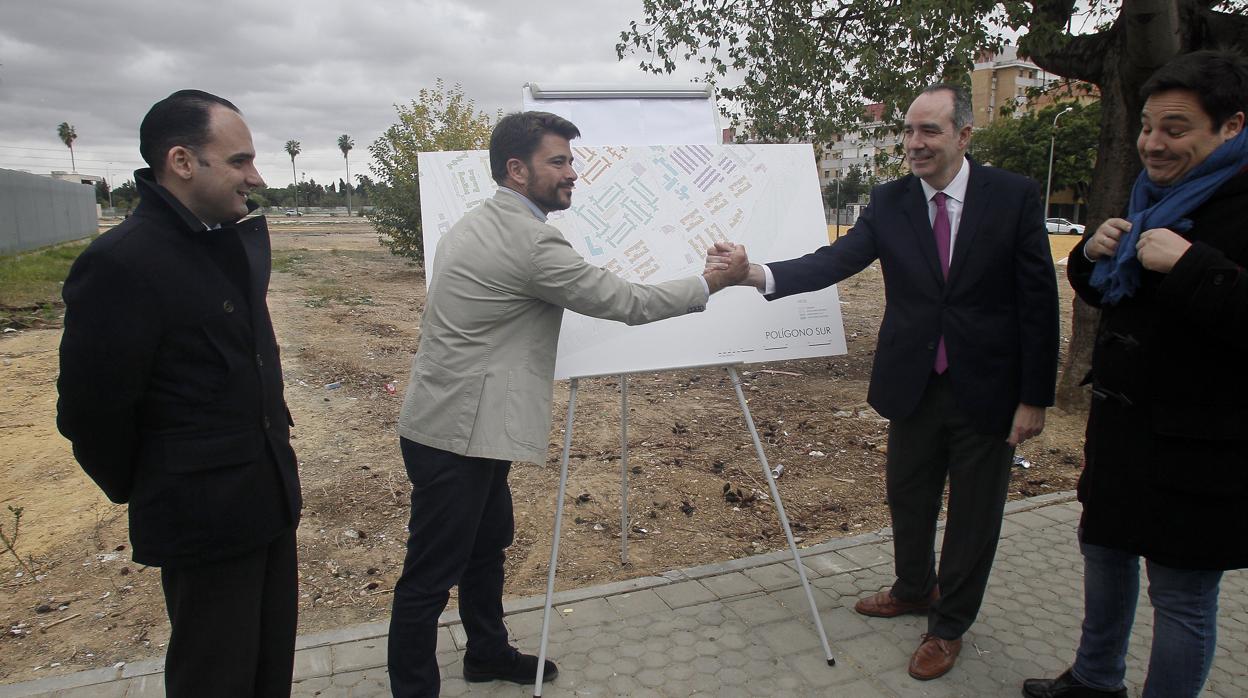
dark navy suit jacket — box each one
[768,160,1059,434]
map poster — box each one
[418,144,847,380]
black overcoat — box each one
[1069,171,1248,571]
[57,170,301,567]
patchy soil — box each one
[0,218,1086,684]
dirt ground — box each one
[0,218,1087,684]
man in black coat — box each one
[714,83,1059,680]
[1024,50,1248,698]
[57,90,301,697]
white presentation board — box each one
[522,83,720,146]
[418,144,846,379]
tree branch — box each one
[1026,32,1115,85]
[1201,7,1248,47]
[1031,0,1081,27]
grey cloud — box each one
[0,0,712,187]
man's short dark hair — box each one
[139,90,240,176]
[489,111,581,184]
[1141,50,1248,128]
[919,84,974,130]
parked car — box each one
[284,209,302,217]
[1045,217,1084,235]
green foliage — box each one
[285,140,302,209]
[56,122,76,148]
[972,102,1100,198]
[254,179,365,210]
[57,121,77,171]
[822,166,864,209]
[95,180,111,205]
[618,0,1026,143]
[369,79,496,264]
[828,164,870,207]
[111,180,138,211]
[338,134,355,215]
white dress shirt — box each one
[919,156,970,253]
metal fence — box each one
[0,169,98,256]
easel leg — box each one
[534,378,579,696]
[619,374,630,565]
[726,366,836,667]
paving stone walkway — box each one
[3,493,1246,697]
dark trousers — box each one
[885,372,1014,640]
[388,438,514,698]
[160,527,298,698]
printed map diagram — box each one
[419,144,846,379]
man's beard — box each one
[530,184,571,213]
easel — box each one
[531,366,835,696]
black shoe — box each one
[462,648,557,685]
[1023,669,1127,697]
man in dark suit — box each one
[715,83,1059,680]
[57,90,301,697]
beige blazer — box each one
[398,190,707,464]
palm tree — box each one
[338,134,354,216]
[57,122,78,172]
[284,140,301,213]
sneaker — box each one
[462,648,557,684]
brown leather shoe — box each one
[853,587,937,618]
[908,633,961,680]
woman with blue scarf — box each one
[1025,51,1248,698]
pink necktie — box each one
[933,192,950,374]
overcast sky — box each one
[0,0,713,190]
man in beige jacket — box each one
[387,111,749,697]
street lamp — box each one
[834,176,841,238]
[1044,106,1074,221]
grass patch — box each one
[304,279,374,308]
[326,248,384,262]
[272,249,310,275]
[0,241,90,306]
[0,240,91,328]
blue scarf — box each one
[1090,127,1248,304]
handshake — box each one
[702,241,763,293]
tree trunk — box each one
[345,156,353,216]
[1053,30,1152,410]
